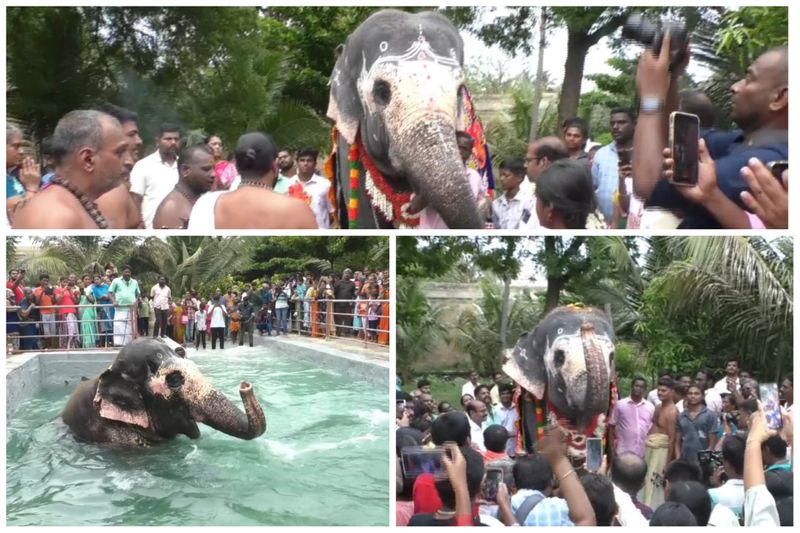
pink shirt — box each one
[609,397,654,458]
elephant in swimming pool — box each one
[327,9,482,229]
[61,338,266,446]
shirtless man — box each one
[642,376,679,509]
[153,145,214,229]
[11,110,132,229]
[95,103,143,228]
[187,132,316,229]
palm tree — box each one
[14,236,142,280]
[452,276,541,375]
[127,236,260,295]
[657,236,792,381]
[396,277,449,377]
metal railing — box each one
[247,297,390,349]
[8,298,391,352]
[7,302,138,352]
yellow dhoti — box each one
[643,433,670,509]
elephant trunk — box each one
[400,117,482,229]
[581,323,610,414]
[191,381,266,440]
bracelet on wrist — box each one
[559,468,577,481]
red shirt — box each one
[7,279,24,305]
[54,286,78,315]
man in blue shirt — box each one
[633,35,788,228]
[591,108,636,223]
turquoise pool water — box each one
[6,346,389,526]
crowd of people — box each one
[396,362,793,527]
[487,39,788,230]
[7,266,390,351]
[6,107,330,229]
[6,37,787,231]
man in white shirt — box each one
[130,124,180,229]
[714,359,741,395]
[496,384,518,457]
[294,148,332,228]
[518,137,569,230]
[150,276,171,338]
[492,157,535,229]
[466,400,489,451]
[696,368,723,414]
[461,370,481,399]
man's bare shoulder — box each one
[153,190,189,229]
[11,188,86,228]
[217,190,317,229]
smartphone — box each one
[401,446,445,480]
[759,383,783,430]
[396,399,406,411]
[669,111,700,186]
[484,468,503,503]
[617,149,632,167]
[767,160,788,180]
[586,437,602,472]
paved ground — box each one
[253,332,390,363]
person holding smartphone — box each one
[634,33,788,229]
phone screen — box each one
[586,437,602,472]
[759,383,783,430]
[670,112,700,186]
[401,446,445,480]
[617,149,632,167]
[484,468,503,503]
[767,161,789,180]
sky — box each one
[460,8,711,93]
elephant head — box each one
[327,9,482,229]
[503,306,616,431]
[92,338,266,440]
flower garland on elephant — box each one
[324,85,495,229]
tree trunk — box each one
[557,32,591,129]
[544,276,563,314]
[528,7,548,143]
[499,275,511,349]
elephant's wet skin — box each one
[61,338,266,446]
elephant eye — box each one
[372,79,392,106]
[147,359,160,376]
[554,349,566,367]
[166,371,185,390]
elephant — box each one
[503,305,617,463]
[328,9,482,229]
[61,338,266,446]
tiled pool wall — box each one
[6,337,388,418]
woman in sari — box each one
[307,282,319,338]
[315,279,328,338]
[378,282,390,346]
[172,302,185,344]
[78,277,97,348]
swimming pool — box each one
[6,345,390,526]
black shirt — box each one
[333,279,356,303]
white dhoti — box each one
[113,307,133,346]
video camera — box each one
[697,450,727,486]
[622,14,688,70]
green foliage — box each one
[242,237,388,282]
[6,7,332,152]
[452,277,541,375]
[396,277,448,377]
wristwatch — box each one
[640,96,663,114]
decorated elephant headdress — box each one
[503,305,618,464]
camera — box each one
[622,14,688,69]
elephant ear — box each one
[327,42,362,145]
[93,369,151,429]
[502,330,547,400]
